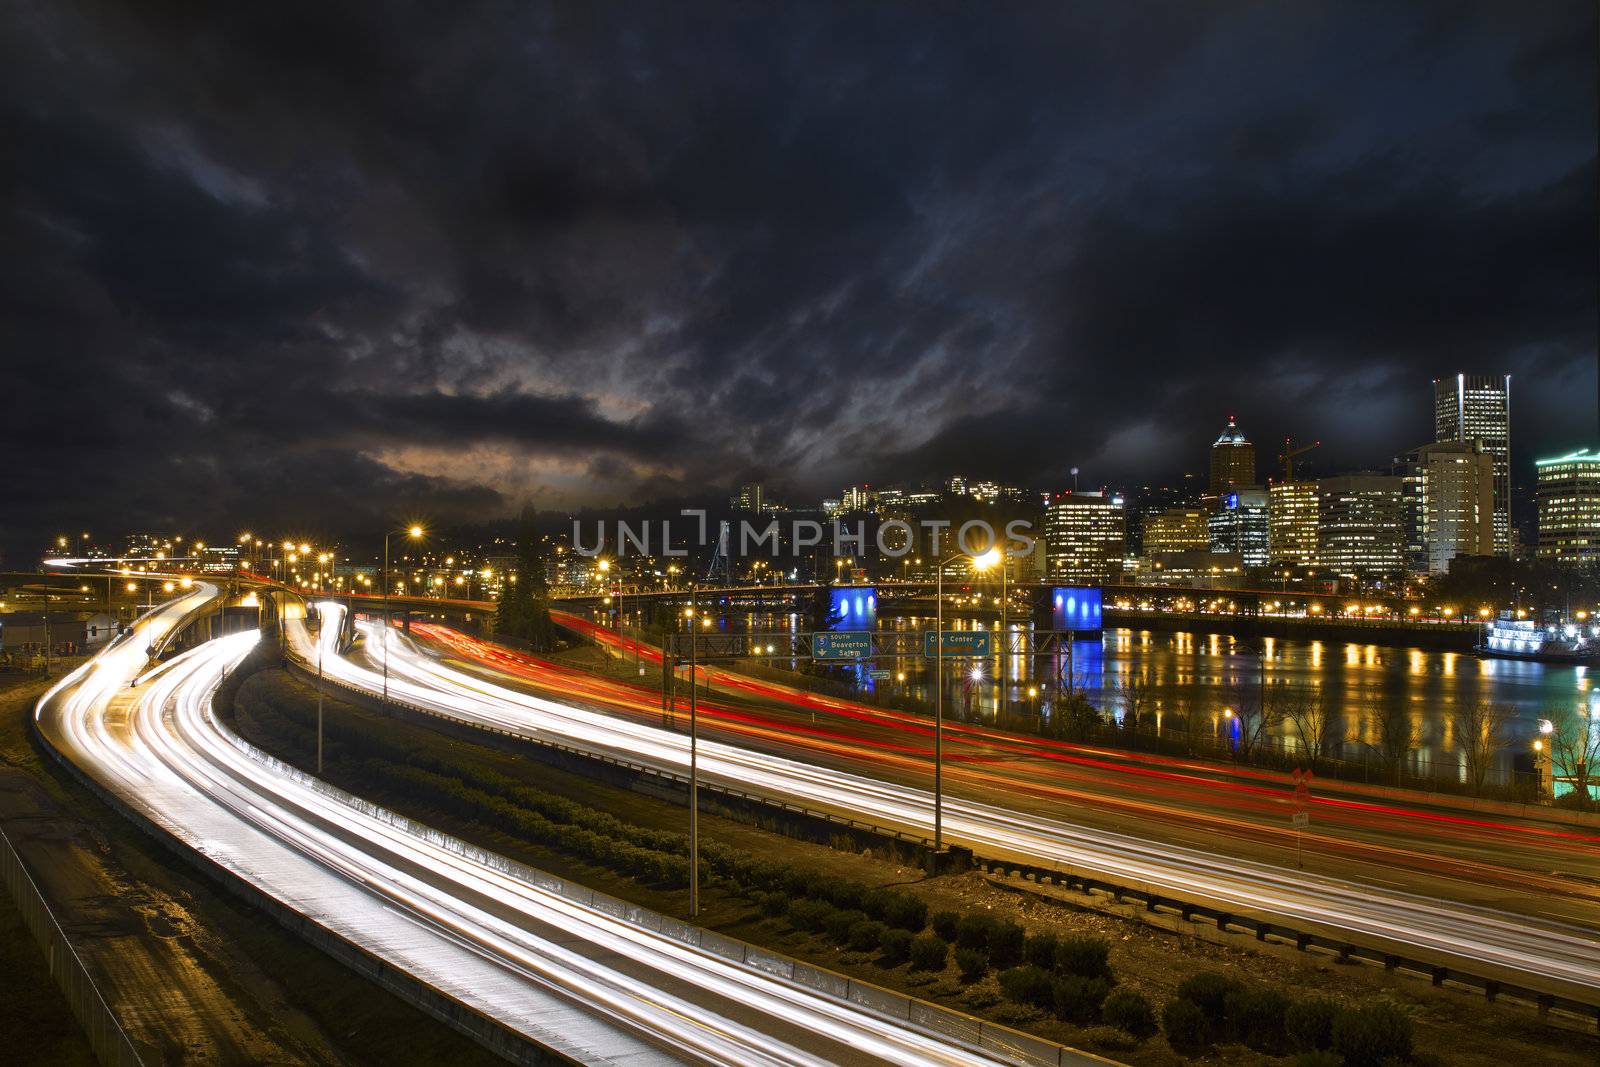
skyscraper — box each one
[1268,480,1319,567]
[1045,492,1125,583]
[1398,441,1495,575]
[1209,416,1255,498]
[1433,374,1510,556]
[1535,449,1600,564]
[1207,487,1270,566]
[1317,474,1406,580]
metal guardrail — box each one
[0,824,145,1067]
[220,706,1110,1067]
[292,656,1600,1030]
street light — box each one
[932,546,999,854]
[383,524,425,709]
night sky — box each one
[2,3,1595,560]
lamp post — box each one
[687,583,701,917]
[383,525,424,710]
[932,546,1000,853]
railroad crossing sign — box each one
[1291,767,1314,868]
[1292,767,1314,810]
[812,631,872,660]
[923,630,992,658]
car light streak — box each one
[36,589,1036,1067]
[323,610,1600,1003]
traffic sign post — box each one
[923,630,992,658]
[1291,768,1313,869]
[813,631,872,660]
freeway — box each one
[518,614,1600,930]
[308,612,1600,1013]
[34,587,1046,1066]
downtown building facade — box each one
[1433,374,1511,556]
[1268,481,1319,567]
[1206,487,1270,566]
[1536,449,1600,564]
[1208,416,1255,497]
[1044,491,1125,584]
[1316,474,1406,580]
[1397,441,1495,575]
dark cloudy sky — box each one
[2,2,1595,559]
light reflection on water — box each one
[634,607,1596,775]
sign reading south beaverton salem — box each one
[923,631,992,658]
[812,631,872,660]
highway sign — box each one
[867,668,891,680]
[923,631,992,658]
[1291,811,1310,830]
[813,631,872,660]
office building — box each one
[733,483,764,512]
[1268,481,1319,567]
[1433,374,1510,555]
[1045,491,1125,584]
[1536,449,1600,564]
[1207,486,1270,566]
[1399,441,1495,575]
[1317,474,1406,579]
[1209,416,1256,497]
[1142,508,1210,557]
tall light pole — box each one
[315,602,326,774]
[383,525,424,710]
[688,582,700,918]
[932,546,1000,853]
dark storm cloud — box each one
[0,0,1593,560]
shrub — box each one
[823,879,865,912]
[1330,1003,1413,1067]
[1162,997,1209,1054]
[1023,932,1059,970]
[1294,1052,1343,1067]
[1286,998,1339,1052]
[1175,970,1241,1026]
[989,920,1026,970]
[1227,986,1291,1053]
[883,893,928,932]
[879,927,914,966]
[824,908,867,945]
[1053,975,1111,1025]
[759,891,788,918]
[787,898,835,933]
[998,965,1057,1010]
[860,887,894,921]
[931,909,961,943]
[1078,1025,1138,1053]
[1101,987,1157,1040]
[908,933,949,972]
[955,947,989,984]
[1053,934,1112,979]
[956,913,997,950]
[848,920,887,953]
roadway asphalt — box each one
[417,618,1600,933]
[35,587,1064,1067]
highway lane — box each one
[417,621,1600,930]
[318,613,1600,1010]
[36,589,1039,1067]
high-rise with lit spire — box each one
[1208,415,1256,497]
[1433,374,1510,556]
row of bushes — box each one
[1163,971,1415,1065]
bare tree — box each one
[1279,686,1338,769]
[1365,698,1418,787]
[1452,700,1512,795]
[1544,704,1600,809]
[1229,680,1282,762]
[1115,673,1157,731]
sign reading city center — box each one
[923,630,992,658]
[812,631,872,660]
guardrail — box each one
[0,824,145,1066]
[219,716,1110,1067]
[288,656,1600,1032]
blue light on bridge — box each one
[1051,586,1103,633]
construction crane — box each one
[1279,437,1320,481]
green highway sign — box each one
[867,668,891,680]
[923,630,992,658]
[813,631,872,660]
